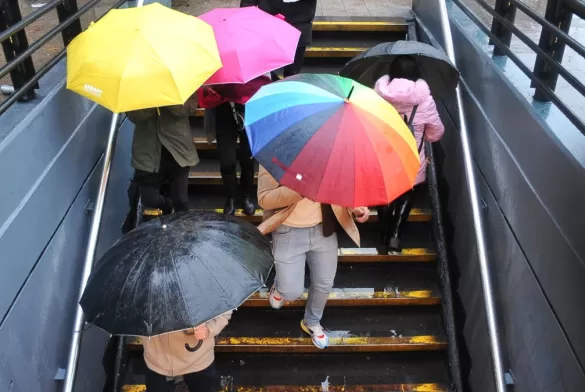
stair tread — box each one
[127,308,446,353]
[121,383,447,391]
[188,208,432,223]
[248,263,440,307]
[124,352,449,390]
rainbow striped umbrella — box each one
[244,74,420,208]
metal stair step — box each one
[126,307,447,353]
[121,383,447,391]
[190,208,432,224]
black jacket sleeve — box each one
[240,0,259,6]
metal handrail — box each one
[437,1,509,391]
[474,0,585,97]
[0,0,126,116]
[0,0,63,44]
[451,0,585,133]
[514,1,585,59]
[0,0,104,81]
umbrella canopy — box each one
[80,212,273,336]
[245,73,420,208]
[340,41,459,99]
[199,7,300,85]
[66,3,222,113]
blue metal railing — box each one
[452,0,585,133]
[0,0,125,115]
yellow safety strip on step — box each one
[142,208,163,216]
[305,47,365,57]
[312,20,408,32]
[218,335,445,348]
[128,336,446,351]
[246,289,436,302]
[121,383,447,392]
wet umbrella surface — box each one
[80,211,273,337]
[340,40,459,99]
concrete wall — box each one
[0,58,134,392]
[413,1,585,391]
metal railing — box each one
[451,0,585,133]
[0,0,125,116]
[436,1,510,391]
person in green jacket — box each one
[123,95,199,230]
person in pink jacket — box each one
[374,56,445,253]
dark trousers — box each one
[145,363,216,392]
[377,185,420,249]
[215,102,255,198]
[271,45,306,80]
[134,146,190,213]
[285,45,307,77]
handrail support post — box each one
[0,0,38,101]
[57,0,83,46]
[532,0,573,101]
[490,0,516,55]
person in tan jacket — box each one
[141,311,232,391]
[257,166,369,349]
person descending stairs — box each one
[117,15,457,392]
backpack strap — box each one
[405,105,425,155]
[408,105,418,127]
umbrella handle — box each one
[185,340,203,352]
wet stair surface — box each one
[120,16,452,392]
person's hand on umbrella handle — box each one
[351,207,370,223]
[193,324,210,340]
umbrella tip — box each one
[162,224,167,229]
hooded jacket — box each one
[142,311,232,377]
[127,97,199,173]
[374,76,445,185]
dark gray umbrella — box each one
[340,41,459,99]
[80,211,273,337]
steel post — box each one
[56,0,83,46]
[532,0,572,101]
[489,0,516,56]
[437,1,508,391]
[0,0,37,101]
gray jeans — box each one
[272,223,338,326]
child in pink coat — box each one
[375,55,445,253]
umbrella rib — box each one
[112,244,152,330]
[196,229,262,285]
[169,249,193,325]
[192,252,235,317]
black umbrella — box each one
[340,41,459,99]
[80,211,273,337]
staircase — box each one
[119,16,453,392]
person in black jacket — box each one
[240,0,317,77]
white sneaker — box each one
[301,320,329,349]
[269,284,285,309]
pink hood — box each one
[374,76,431,113]
[374,76,445,185]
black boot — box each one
[242,194,255,216]
[221,171,239,216]
[389,195,413,253]
[223,197,236,216]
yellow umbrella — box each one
[66,3,222,113]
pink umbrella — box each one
[199,7,301,85]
